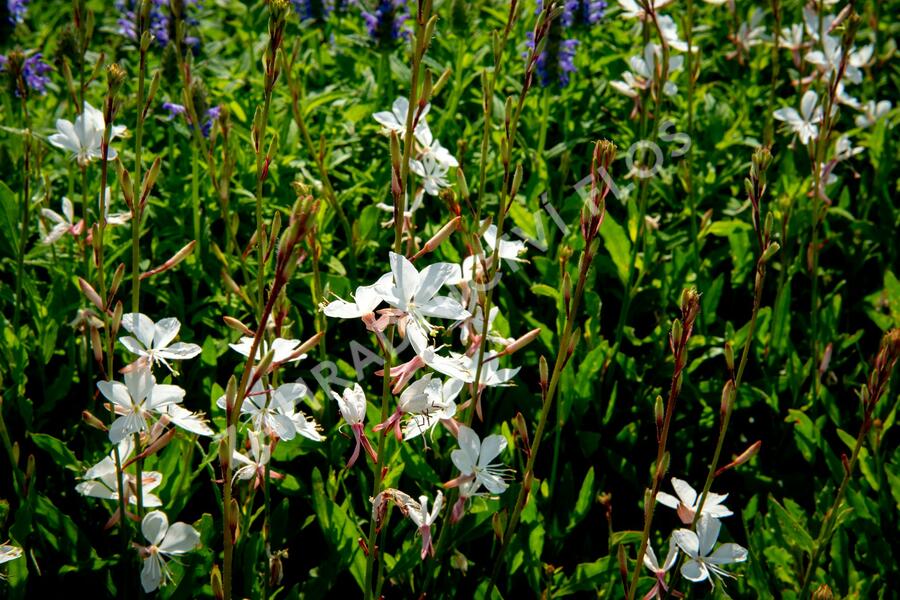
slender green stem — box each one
[255,94,272,321]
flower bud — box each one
[78,277,104,311]
[720,380,735,424]
[724,342,734,373]
[539,355,549,390]
[513,412,531,454]
[106,63,126,95]
[211,565,224,600]
[509,163,523,198]
[654,395,664,442]
[760,241,780,264]
[82,410,108,432]
[223,316,255,336]
[812,584,833,600]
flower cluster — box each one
[641,478,747,597]
[0,51,51,96]
[361,0,409,46]
[528,0,607,89]
[162,101,222,137]
[115,0,201,49]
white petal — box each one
[418,296,471,320]
[157,342,202,360]
[122,313,156,349]
[153,318,182,349]
[97,380,132,410]
[707,542,747,565]
[159,523,200,555]
[680,559,709,582]
[697,515,721,556]
[478,471,509,495]
[148,384,186,411]
[142,510,169,546]
[416,263,457,303]
[141,555,164,593]
[478,434,507,468]
[671,478,697,507]
[800,90,819,121]
[672,528,700,558]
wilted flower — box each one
[136,510,200,593]
[643,537,678,599]
[48,101,127,167]
[333,383,377,467]
[407,491,443,560]
[657,477,732,524]
[120,313,202,374]
[672,515,748,588]
[39,197,84,244]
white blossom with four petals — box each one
[119,313,201,374]
[48,101,127,167]
[137,510,200,593]
[672,515,748,588]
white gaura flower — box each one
[0,544,23,565]
[616,0,673,20]
[377,252,470,342]
[376,189,425,225]
[672,515,748,588]
[98,367,185,443]
[76,438,164,509]
[416,123,459,169]
[137,510,200,593]
[218,380,304,441]
[804,35,872,85]
[119,313,201,374]
[655,14,688,53]
[449,425,510,495]
[403,377,462,441]
[407,491,443,560]
[100,186,131,226]
[802,6,837,42]
[48,101,127,167]
[612,44,683,99]
[160,404,215,437]
[322,274,392,319]
[410,155,451,196]
[459,305,514,347]
[40,197,84,244]
[773,90,822,145]
[483,223,527,265]
[373,97,430,141]
[657,477,732,524]
[643,537,678,599]
[229,336,306,364]
[333,383,377,467]
[232,431,278,488]
[854,99,892,128]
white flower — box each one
[460,305,513,347]
[833,135,863,162]
[483,223,527,264]
[802,6,837,42]
[332,384,377,467]
[611,44,682,99]
[657,477,733,524]
[407,491,443,560]
[232,430,272,486]
[376,252,470,342]
[616,0,673,20]
[402,377,461,441]
[451,425,510,495]
[119,313,201,374]
[0,544,23,565]
[410,155,451,196]
[656,14,688,53]
[376,189,425,222]
[229,336,306,364]
[322,274,392,319]
[731,8,768,52]
[138,510,200,593]
[39,197,82,244]
[854,99,892,128]
[48,101,127,167]
[98,367,186,443]
[375,374,458,440]
[416,123,459,169]
[76,438,153,506]
[643,537,678,599]
[373,97,430,141]
[100,186,131,226]
[773,90,822,145]
[804,36,871,85]
[218,380,302,440]
[672,515,748,588]
[160,404,215,437]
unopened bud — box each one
[106,63,126,95]
[82,410,108,431]
[760,241,780,264]
[539,355,548,389]
[671,319,683,348]
[764,212,774,237]
[223,316,254,336]
[211,565,224,600]
[509,163,523,198]
[412,216,460,260]
[724,342,734,373]
[812,584,833,600]
[654,395,664,441]
[109,263,126,301]
[513,412,530,453]
[78,277,104,311]
[501,328,541,357]
[110,301,123,337]
[720,380,735,423]
[90,325,103,364]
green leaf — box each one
[30,433,80,472]
[0,180,19,257]
[566,467,594,534]
[598,212,631,285]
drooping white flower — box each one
[854,99,892,128]
[407,491,443,560]
[39,197,83,244]
[802,6,837,42]
[98,367,186,443]
[773,90,822,145]
[611,44,683,99]
[376,252,470,342]
[410,155,451,196]
[119,313,201,374]
[48,101,127,167]
[643,537,678,599]
[75,438,164,508]
[137,511,200,593]
[657,477,732,524]
[403,377,462,441]
[450,425,510,495]
[672,515,748,588]
[332,383,377,467]
[373,97,430,141]
[229,336,306,364]
[232,430,274,487]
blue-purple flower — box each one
[562,0,607,27]
[293,0,332,22]
[529,0,605,88]
[161,101,221,138]
[115,0,201,49]
[7,0,29,25]
[0,51,51,96]
[361,0,409,46]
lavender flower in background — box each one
[7,0,29,25]
[361,0,409,46]
[161,101,221,138]
[561,0,607,27]
[0,50,51,96]
[293,0,332,23]
[115,0,201,50]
